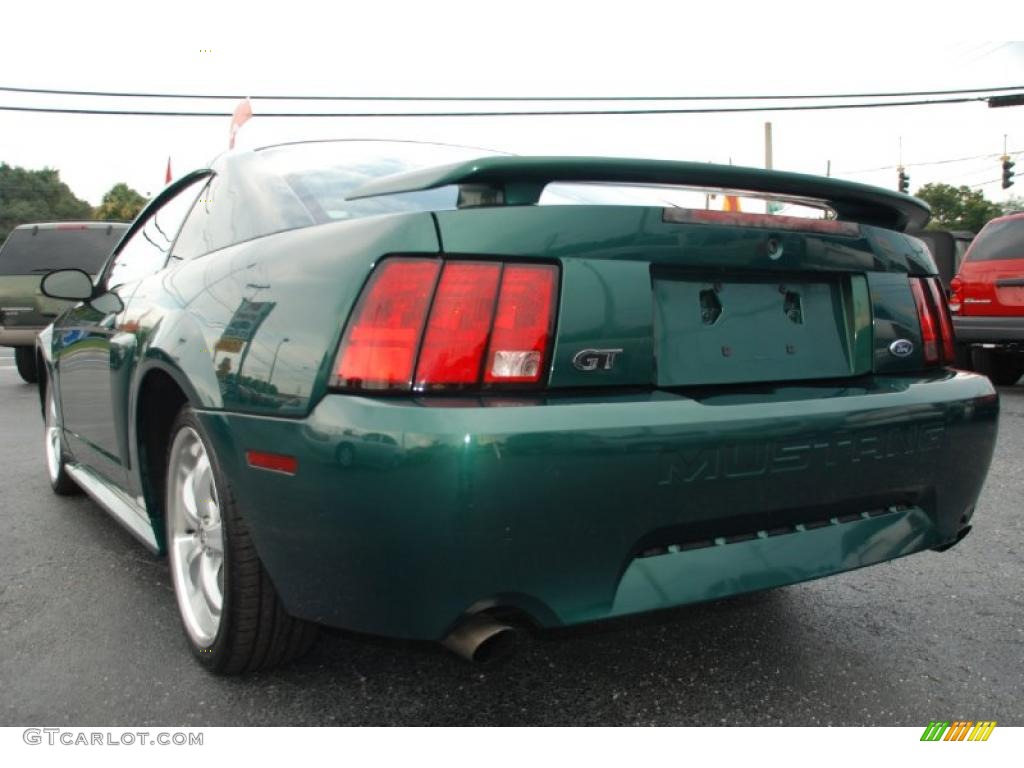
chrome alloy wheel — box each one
[168,426,225,647]
[45,386,62,483]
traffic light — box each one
[898,167,910,194]
[1003,156,1016,189]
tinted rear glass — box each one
[966,218,1024,262]
[0,225,127,275]
[259,141,500,223]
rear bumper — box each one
[954,315,1024,344]
[196,372,999,640]
[0,326,41,346]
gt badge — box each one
[572,348,623,371]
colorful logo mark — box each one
[920,721,996,742]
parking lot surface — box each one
[1,350,1021,726]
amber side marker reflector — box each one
[246,450,298,475]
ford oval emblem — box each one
[889,339,914,358]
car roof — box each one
[12,221,130,231]
[983,211,1024,227]
[212,139,930,231]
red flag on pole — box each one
[229,97,253,149]
[165,157,172,184]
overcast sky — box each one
[2,1,1022,207]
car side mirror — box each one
[40,269,94,301]
[90,292,124,315]
[40,268,124,315]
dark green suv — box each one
[0,221,127,382]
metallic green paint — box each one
[37,154,997,646]
[551,258,654,388]
[436,205,936,386]
[348,156,930,231]
[652,273,871,386]
[47,211,442,519]
[196,372,996,640]
[867,272,928,373]
[434,206,936,275]
[609,506,942,621]
[141,212,442,417]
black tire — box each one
[972,348,1024,386]
[15,346,38,384]
[44,379,80,496]
[165,406,318,673]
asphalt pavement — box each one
[1,353,1021,726]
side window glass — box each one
[170,177,218,262]
[106,178,206,287]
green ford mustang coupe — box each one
[35,140,999,673]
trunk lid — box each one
[434,204,936,389]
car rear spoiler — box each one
[346,156,930,232]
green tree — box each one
[914,183,1003,233]
[0,162,93,243]
[93,182,147,222]
[1002,195,1024,215]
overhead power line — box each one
[840,149,1023,175]
[0,94,1016,118]
[1,84,1022,102]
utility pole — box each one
[826,160,831,178]
[268,337,290,385]
[764,122,783,214]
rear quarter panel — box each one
[130,210,442,417]
[94,211,441,537]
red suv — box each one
[950,212,1024,385]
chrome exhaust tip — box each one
[441,614,519,663]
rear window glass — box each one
[0,225,127,275]
[966,218,1024,262]
[259,141,499,223]
[954,237,971,269]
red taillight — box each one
[948,276,963,314]
[910,278,939,363]
[925,278,956,364]
[334,258,559,391]
[484,264,558,384]
[335,258,441,390]
[414,262,502,388]
[910,276,955,366]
